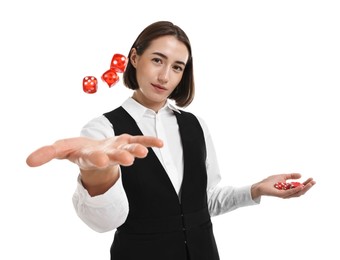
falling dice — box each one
[83,53,127,93]
[83,76,98,94]
[110,53,128,73]
[274,181,302,190]
[101,69,119,87]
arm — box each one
[72,171,129,232]
[197,117,316,217]
[78,115,122,196]
[26,122,163,232]
[197,117,258,216]
[26,134,162,193]
[72,116,128,231]
[250,173,316,199]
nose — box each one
[157,67,170,84]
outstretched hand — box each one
[251,173,316,199]
[26,134,163,171]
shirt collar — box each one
[122,97,181,123]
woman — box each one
[26,21,316,260]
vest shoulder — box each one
[177,109,196,117]
[176,109,201,122]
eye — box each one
[173,65,184,72]
[152,57,162,64]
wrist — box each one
[80,166,120,196]
[251,182,262,200]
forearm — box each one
[73,173,129,232]
[80,166,120,197]
[208,185,259,217]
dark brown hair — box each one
[123,21,195,107]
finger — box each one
[284,179,316,198]
[302,178,314,186]
[104,144,151,167]
[283,185,305,198]
[26,137,89,167]
[26,145,57,167]
[128,135,163,148]
[77,150,136,169]
[76,150,111,169]
[119,143,151,158]
[284,173,302,181]
[107,149,136,166]
[296,179,316,196]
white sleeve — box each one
[197,116,260,217]
[72,174,129,232]
[72,115,129,232]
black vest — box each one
[104,107,219,260]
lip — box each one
[151,83,167,91]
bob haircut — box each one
[123,21,195,107]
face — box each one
[130,35,189,112]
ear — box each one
[129,48,138,68]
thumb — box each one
[26,146,57,167]
[285,173,302,181]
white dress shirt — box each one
[72,97,259,233]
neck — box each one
[131,92,166,113]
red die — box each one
[101,69,119,87]
[274,181,302,190]
[274,182,283,190]
[110,53,128,73]
[290,182,302,188]
[83,76,98,94]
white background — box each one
[1,0,339,259]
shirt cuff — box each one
[234,185,261,207]
[74,172,126,208]
[72,170,129,232]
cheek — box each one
[136,63,153,81]
[172,73,183,87]
[135,67,147,85]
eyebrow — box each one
[152,52,187,66]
